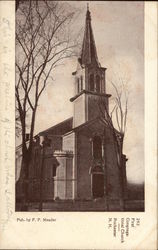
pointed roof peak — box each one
[86,3,91,20]
[80,6,100,67]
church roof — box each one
[72,116,107,132]
[39,117,73,136]
[79,5,100,67]
[72,116,122,137]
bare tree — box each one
[109,76,128,150]
[16,0,79,208]
[99,76,129,210]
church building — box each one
[16,7,127,211]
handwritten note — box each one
[0,14,14,231]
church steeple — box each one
[71,6,110,129]
[80,5,100,67]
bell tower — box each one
[70,6,111,128]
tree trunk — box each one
[118,135,125,210]
[39,146,45,211]
[111,130,125,211]
[16,148,32,211]
[103,129,109,211]
[16,108,36,211]
[21,151,30,210]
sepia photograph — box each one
[0,0,157,249]
[15,0,144,212]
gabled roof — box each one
[72,116,107,132]
[39,117,73,136]
[72,116,121,136]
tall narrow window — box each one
[77,78,80,93]
[93,136,102,159]
[52,164,57,177]
[81,76,83,91]
[96,75,101,93]
[89,74,94,91]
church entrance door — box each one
[92,173,104,198]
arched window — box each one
[96,75,101,93]
[93,136,102,159]
[89,74,94,91]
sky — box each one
[30,1,144,184]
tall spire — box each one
[80,5,100,66]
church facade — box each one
[16,7,127,211]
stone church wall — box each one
[49,135,62,152]
[54,153,73,200]
[63,132,75,152]
[77,131,92,199]
[87,94,108,121]
[75,122,123,201]
[66,158,73,199]
[73,94,86,127]
[104,127,122,199]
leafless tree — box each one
[99,75,129,210]
[16,0,79,207]
[108,76,128,150]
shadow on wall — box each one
[126,182,144,200]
